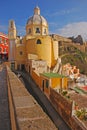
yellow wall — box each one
[25,36,54,68]
[51,40,58,67]
[26,38,37,55]
[15,44,26,62]
[62,78,68,89]
[15,34,59,69]
[51,78,61,88]
[51,77,68,89]
[36,36,52,67]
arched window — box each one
[36,28,40,33]
[36,39,41,44]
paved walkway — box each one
[0,64,11,130]
[17,71,71,130]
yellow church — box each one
[8,6,60,73]
[8,6,69,93]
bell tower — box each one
[8,20,16,62]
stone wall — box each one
[50,88,87,130]
[50,88,72,117]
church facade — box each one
[8,6,60,72]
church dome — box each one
[26,6,49,36]
[26,6,48,26]
[27,15,48,26]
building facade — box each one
[0,32,9,60]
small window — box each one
[36,39,41,44]
[46,80,49,88]
[44,29,46,34]
[28,28,31,34]
[20,51,23,55]
[36,28,40,33]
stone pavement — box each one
[19,71,71,130]
[7,66,58,130]
[0,64,11,130]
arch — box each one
[36,39,41,44]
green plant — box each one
[62,90,70,99]
[76,110,81,118]
[62,90,68,96]
[76,108,87,121]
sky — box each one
[1,0,87,40]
